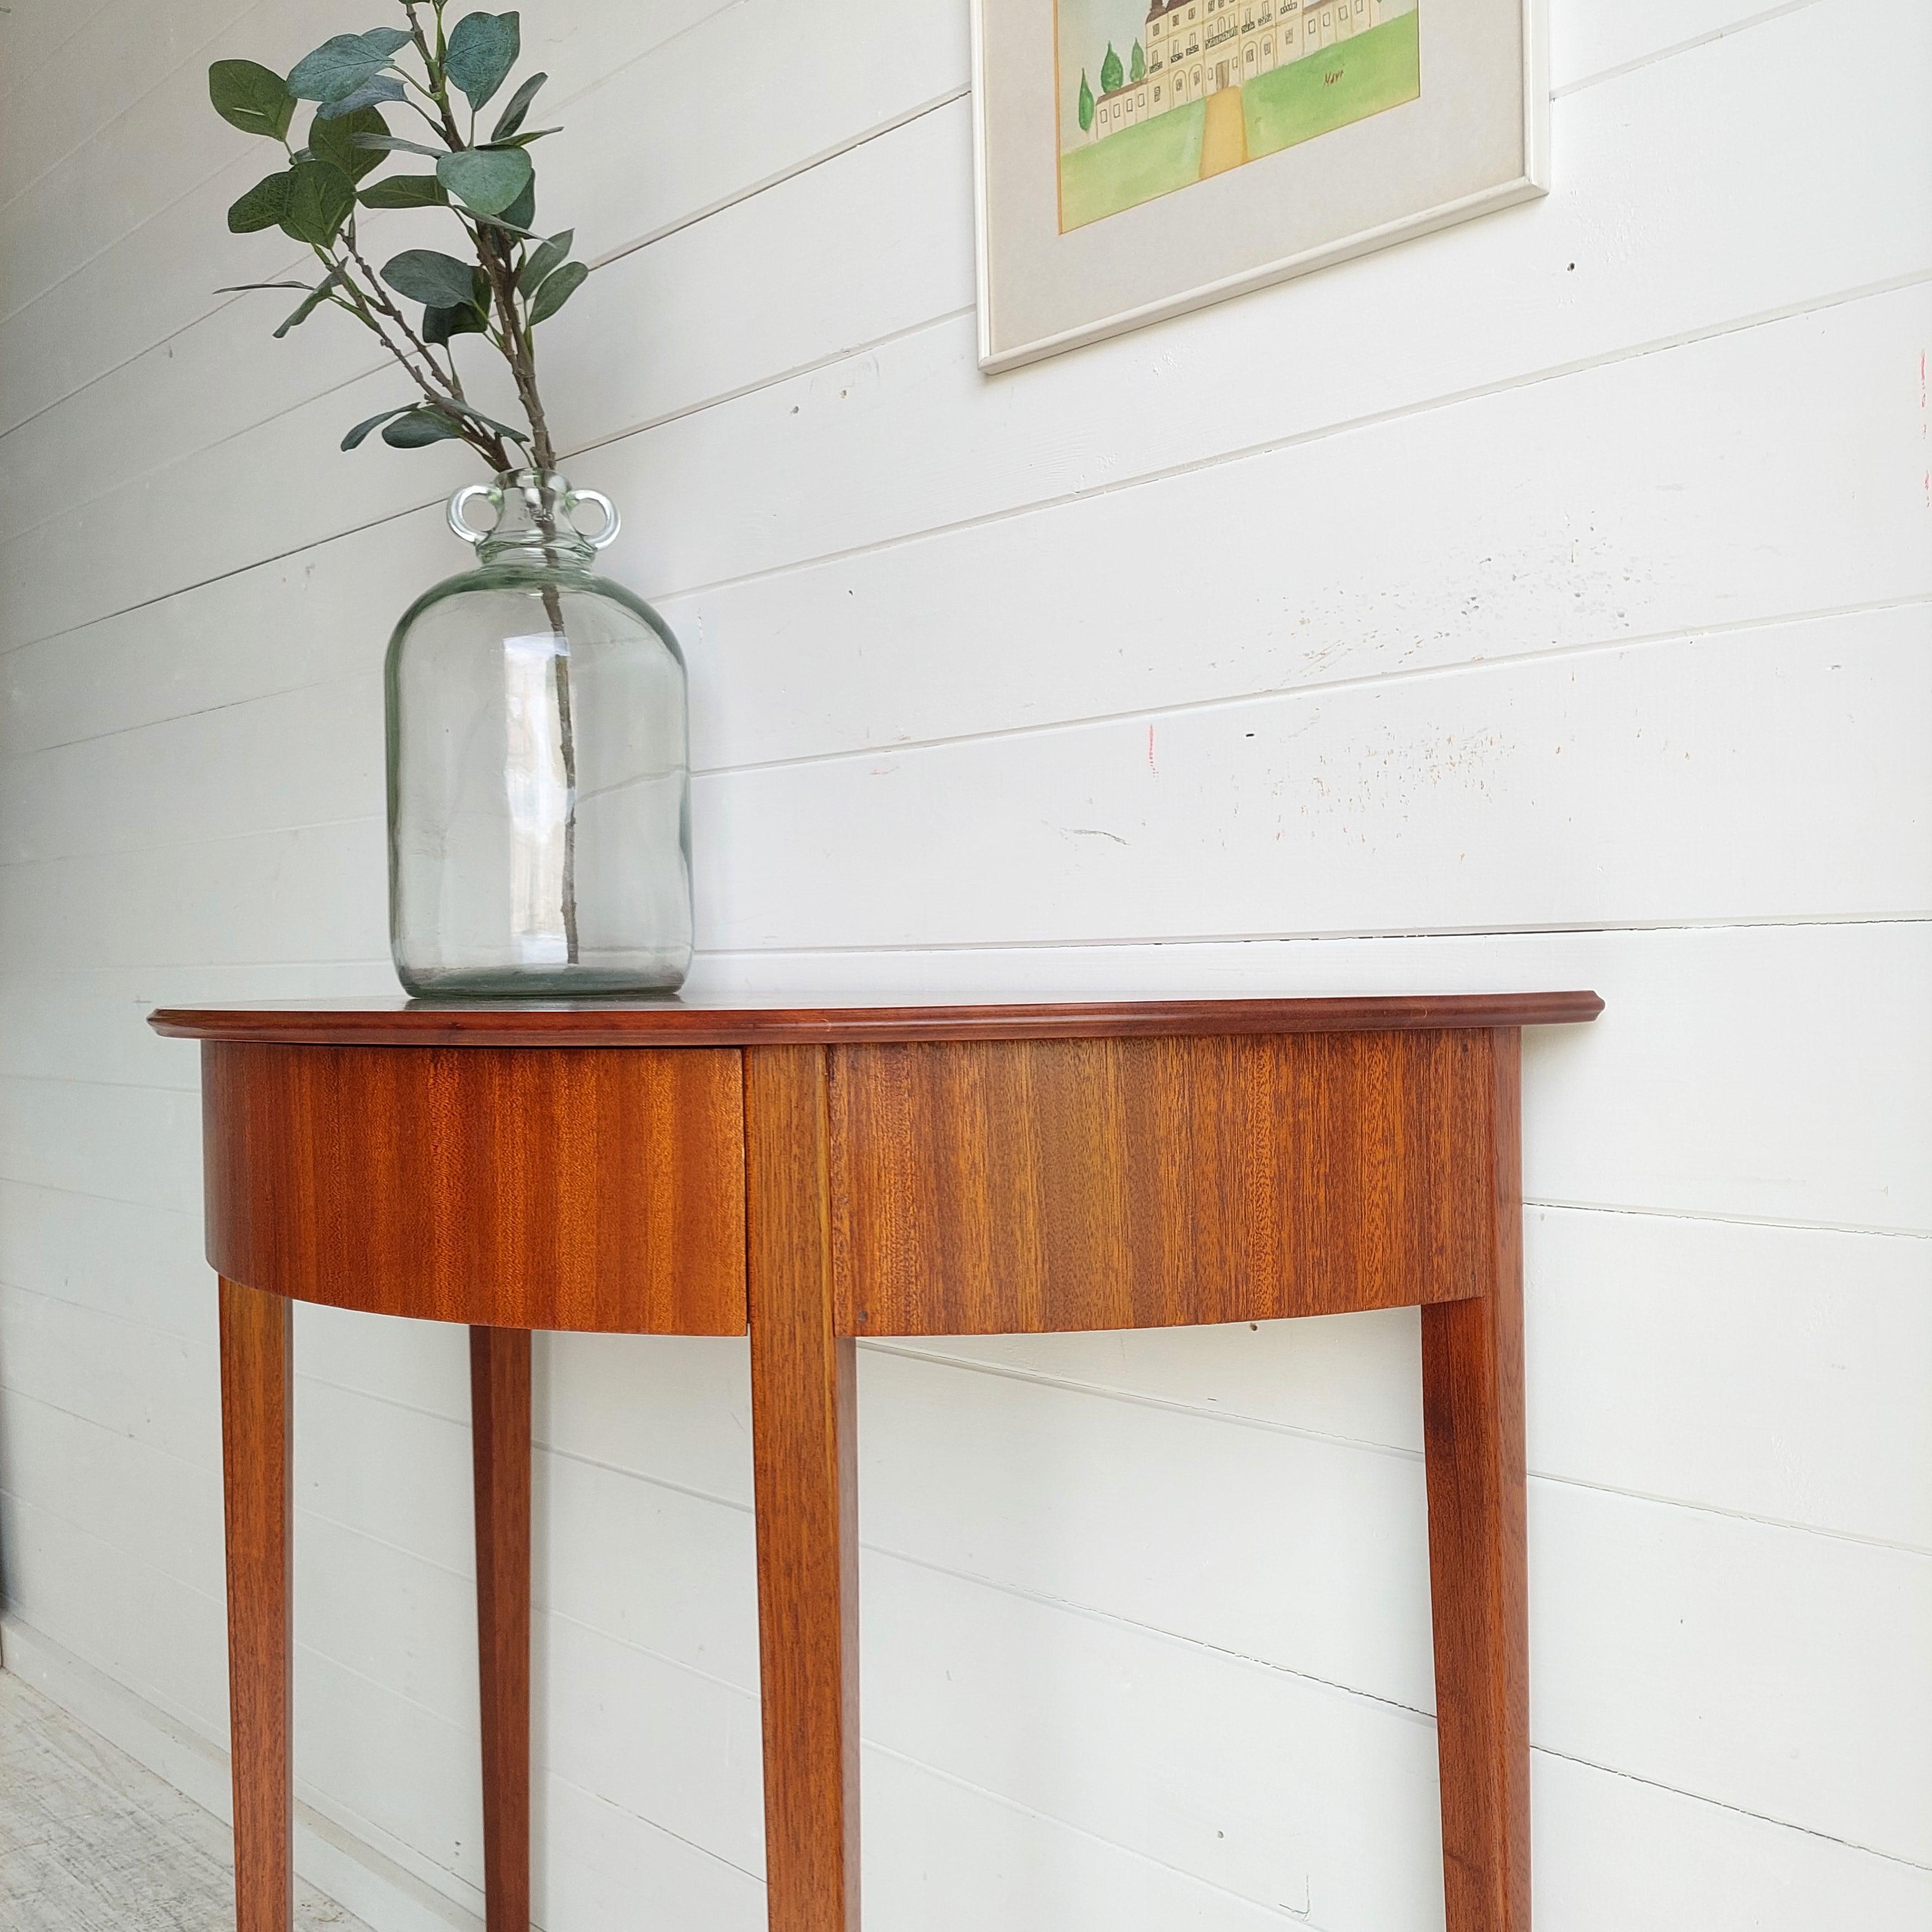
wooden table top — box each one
[149,990,1603,1048]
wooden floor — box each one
[0,1670,367,1932]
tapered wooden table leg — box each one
[747,1046,861,1932]
[470,1327,533,1932]
[1421,1030,1530,1932]
[218,1277,294,1932]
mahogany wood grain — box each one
[167,995,1601,1932]
[217,1277,293,1932]
[826,1031,1496,1335]
[200,1042,745,1333]
[470,1328,532,1932]
[1421,1029,1531,1932]
[747,1046,861,1932]
[150,989,1604,1049]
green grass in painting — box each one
[1059,98,1206,231]
[1244,13,1420,159]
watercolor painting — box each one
[1057,0,1421,230]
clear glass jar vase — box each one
[386,471,692,995]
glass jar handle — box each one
[565,488,620,549]
[448,482,500,546]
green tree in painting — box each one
[1100,41,1123,92]
[1130,39,1145,81]
[1078,68,1094,130]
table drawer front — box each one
[204,1042,747,1333]
[827,1031,1500,1335]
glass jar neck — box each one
[462,470,604,569]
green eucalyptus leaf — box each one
[499,174,536,231]
[209,60,295,139]
[448,401,531,443]
[226,169,294,233]
[436,144,531,217]
[288,31,404,104]
[216,280,313,293]
[482,126,559,149]
[489,69,546,140]
[357,172,447,209]
[273,267,347,337]
[353,133,445,158]
[422,300,487,344]
[342,406,412,451]
[278,157,357,248]
[382,407,469,448]
[470,210,536,239]
[444,11,520,110]
[526,259,586,326]
[381,248,478,308]
[516,228,572,295]
[308,106,388,183]
[314,72,404,119]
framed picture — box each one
[970,0,1547,371]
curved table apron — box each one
[151,992,1604,1932]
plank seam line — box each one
[1,1477,512,1751]
[855,1344,1932,1558]
[0,142,241,337]
[9,1409,1928,1857]
[15,571,1922,776]
[1,1270,200,1339]
[1550,0,1830,98]
[0,80,967,454]
[586,85,972,277]
[0,288,968,583]
[0,1609,234,1779]
[0,1379,215,1481]
[1527,1199,1932,1241]
[540,1763,763,1886]
[0,1610,493,1924]
[0,1483,224,1613]
[6,0,1837,442]
[679,592,1932,779]
[693,909,1932,957]
[863,1735,1331,1925]
[17,581,1921,768]
[0,0,1834,454]
[22,1306,1932,1559]
[0,0,750,352]
[2,911,1930,980]
[0,1174,186,1215]
[11,673,340,756]
[0,1,122,121]
[0,810,383,869]
[1531,1743,1932,1873]
[644,270,1932,609]
[6,259,1924,657]
[0,1,274,226]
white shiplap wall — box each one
[1,0,1928,1926]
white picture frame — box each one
[972,0,1548,373]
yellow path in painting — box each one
[1199,84,1248,178]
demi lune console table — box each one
[149,992,1602,1932]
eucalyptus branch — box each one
[209,6,591,465]
[344,232,460,392]
[210,4,602,963]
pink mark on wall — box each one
[1146,724,1158,776]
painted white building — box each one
[1088,0,1387,137]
